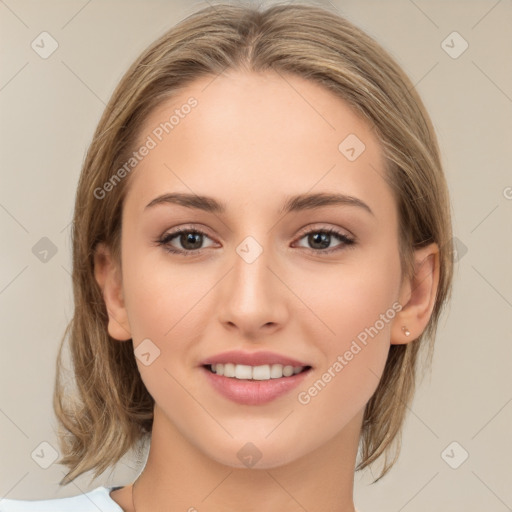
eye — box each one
[294,227,355,254]
[156,226,356,257]
[156,227,216,256]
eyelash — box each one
[155,226,356,257]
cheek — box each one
[121,247,218,402]
[120,251,207,401]
[294,245,401,411]
[298,241,401,343]
[121,243,205,339]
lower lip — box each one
[201,366,312,405]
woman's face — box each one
[112,70,407,468]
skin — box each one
[94,69,439,512]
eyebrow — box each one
[144,192,374,217]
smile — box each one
[202,364,312,405]
[206,363,310,380]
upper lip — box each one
[200,350,311,368]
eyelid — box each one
[294,223,354,240]
[160,223,216,239]
[159,223,354,242]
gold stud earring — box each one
[401,326,411,337]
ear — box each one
[93,242,132,341]
[391,242,440,345]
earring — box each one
[401,326,411,337]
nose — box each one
[217,239,289,338]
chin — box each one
[202,436,310,471]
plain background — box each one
[1,0,511,510]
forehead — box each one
[123,69,393,219]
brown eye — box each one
[295,228,355,254]
[157,228,215,256]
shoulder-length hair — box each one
[53,1,454,486]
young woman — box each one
[0,2,453,511]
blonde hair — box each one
[53,1,454,486]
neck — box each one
[126,405,362,512]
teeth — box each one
[270,364,283,379]
[252,365,270,380]
[235,364,253,379]
[209,363,306,380]
[223,363,235,378]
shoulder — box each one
[0,486,124,512]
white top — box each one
[0,487,124,512]
[0,486,362,511]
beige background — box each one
[1,0,511,510]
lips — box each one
[199,349,314,405]
[199,350,311,368]
[201,365,312,405]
